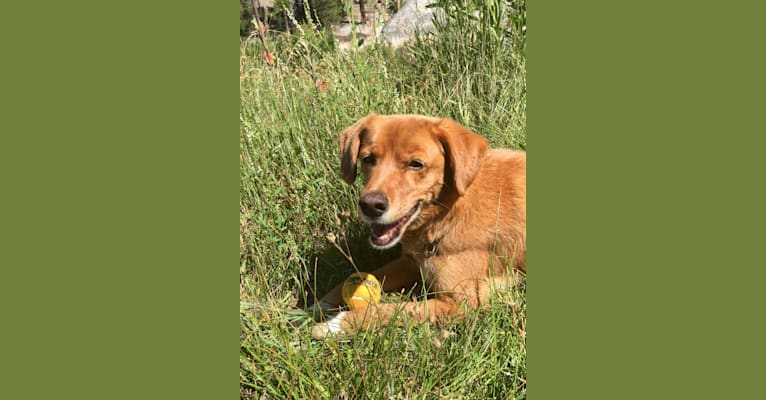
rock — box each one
[333,20,383,51]
[380,0,443,48]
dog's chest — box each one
[404,237,449,284]
[419,257,437,282]
[417,254,450,284]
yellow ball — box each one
[342,272,381,309]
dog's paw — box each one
[310,311,348,340]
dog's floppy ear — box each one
[436,119,489,195]
[339,115,376,184]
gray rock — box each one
[380,0,443,48]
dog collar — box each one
[425,241,439,258]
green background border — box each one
[531,1,766,398]
[2,0,765,398]
[2,1,238,398]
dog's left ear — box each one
[435,119,489,196]
[339,115,377,184]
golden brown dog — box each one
[311,114,525,339]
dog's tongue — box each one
[368,203,420,247]
[371,222,400,245]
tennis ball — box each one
[342,272,381,309]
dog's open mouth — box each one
[369,202,421,249]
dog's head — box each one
[339,114,488,249]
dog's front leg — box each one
[310,296,461,339]
[307,256,421,318]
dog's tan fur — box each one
[312,114,525,338]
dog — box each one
[311,114,525,339]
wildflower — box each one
[262,51,275,65]
[326,232,336,243]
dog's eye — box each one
[408,160,425,170]
[361,155,376,165]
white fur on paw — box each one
[326,311,347,333]
[311,311,347,339]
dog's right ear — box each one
[339,115,376,184]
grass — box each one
[240,1,526,398]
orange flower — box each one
[262,51,275,65]
[315,80,327,92]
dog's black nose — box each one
[359,192,389,218]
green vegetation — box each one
[240,0,526,398]
[241,0,348,36]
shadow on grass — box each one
[295,226,403,309]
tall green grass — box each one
[240,1,526,398]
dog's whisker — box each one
[430,199,450,210]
